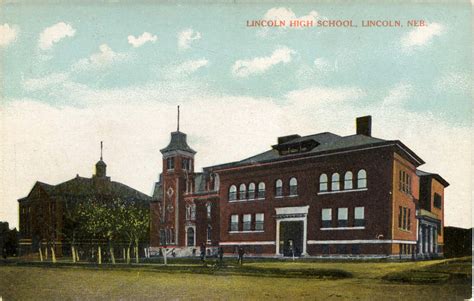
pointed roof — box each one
[160,131,196,154]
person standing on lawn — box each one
[200,243,206,263]
[237,246,245,266]
[218,246,224,265]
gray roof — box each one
[416,170,449,187]
[19,176,152,202]
[209,132,423,170]
[160,131,196,154]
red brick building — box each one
[150,116,448,258]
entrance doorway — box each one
[279,221,303,256]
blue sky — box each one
[0,2,472,228]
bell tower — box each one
[159,106,196,246]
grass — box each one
[0,257,471,300]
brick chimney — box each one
[356,116,372,136]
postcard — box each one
[0,1,471,300]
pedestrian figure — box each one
[237,246,245,266]
[218,246,224,265]
[200,243,206,263]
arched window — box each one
[344,171,353,190]
[331,173,340,191]
[357,169,367,188]
[248,182,256,199]
[229,185,237,201]
[289,177,298,195]
[257,182,266,199]
[187,227,195,246]
[275,179,283,197]
[319,174,328,192]
[239,183,247,200]
[206,202,212,219]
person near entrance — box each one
[237,246,245,266]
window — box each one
[187,227,195,246]
[289,177,298,195]
[182,158,191,171]
[398,206,410,231]
[357,169,367,188]
[230,214,239,231]
[257,182,266,199]
[399,170,411,194]
[344,171,353,190]
[248,183,256,199]
[434,193,442,209]
[160,229,166,246]
[255,213,264,231]
[322,208,332,228]
[319,174,328,192]
[243,214,252,231]
[191,204,196,220]
[213,173,220,191]
[207,225,212,243]
[338,208,348,227]
[206,203,212,219]
[275,179,283,197]
[354,207,365,227]
[186,205,191,221]
[166,157,175,170]
[229,185,237,201]
[239,184,247,200]
[331,173,340,191]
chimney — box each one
[356,116,372,136]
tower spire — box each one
[100,141,103,160]
[177,105,180,132]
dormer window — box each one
[167,157,175,170]
[272,136,320,156]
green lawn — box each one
[0,257,471,300]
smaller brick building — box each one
[18,151,151,257]
[150,116,448,258]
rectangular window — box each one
[407,209,411,230]
[322,208,332,228]
[402,207,407,229]
[354,207,365,227]
[243,214,252,231]
[398,206,402,228]
[255,213,264,231]
[337,208,348,227]
[166,157,174,170]
[230,214,239,231]
[434,193,442,209]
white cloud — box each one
[23,72,70,91]
[174,59,209,76]
[382,83,413,107]
[38,22,76,50]
[434,72,471,94]
[72,44,127,72]
[232,46,296,77]
[128,32,157,48]
[178,28,201,50]
[263,7,319,26]
[1,83,471,230]
[0,23,19,47]
[401,22,444,51]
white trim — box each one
[318,188,368,195]
[228,198,264,203]
[320,227,365,231]
[229,230,264,234]
[219,241,275,246]
[307,239,417,245]
[275,206,310,215]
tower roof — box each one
[160,131,196,154]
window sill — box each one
[317,188,368,195]
[398,228,412,233]
[229,230,265,234]
[229,198,265,203]
[320,226,365,231]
